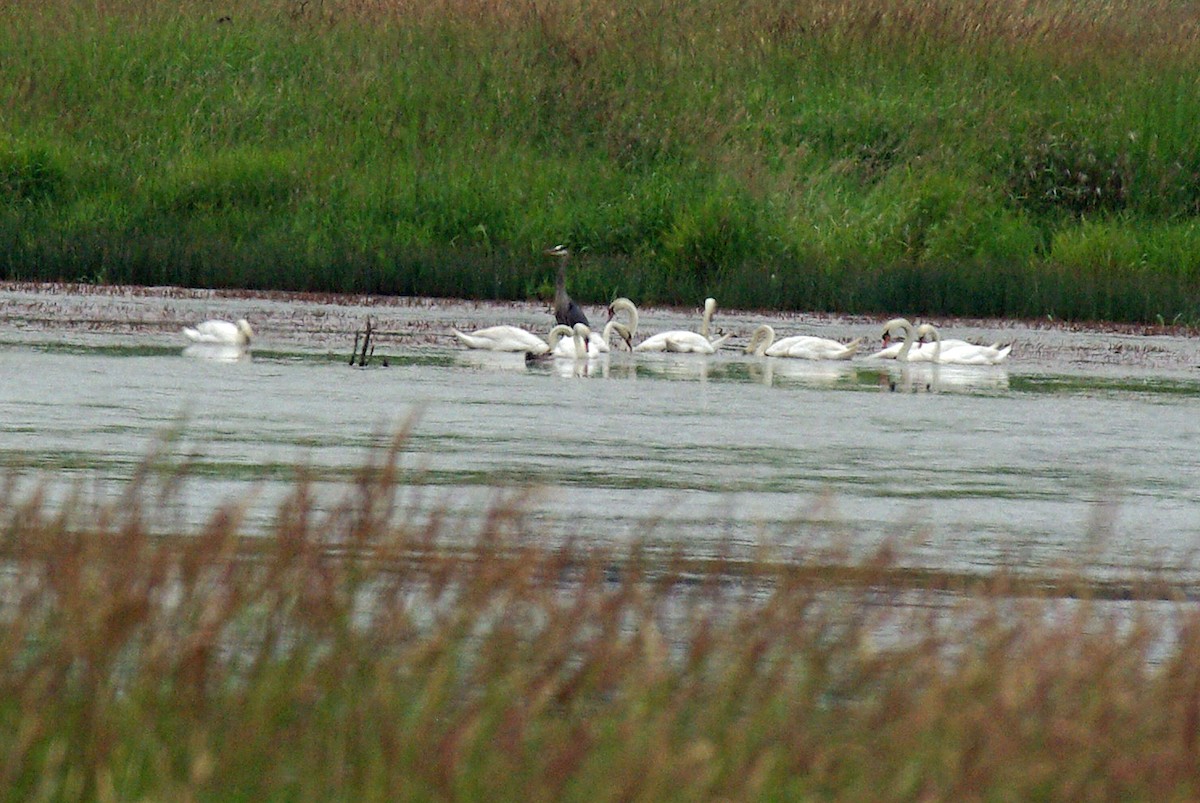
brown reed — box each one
[1,433,1200,798]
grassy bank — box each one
[3,437,1200,799]
[4,0,1200,322]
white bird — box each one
[745,324,863,360]
[182,318,253,346]
[916,324,1011,365]
[868,318,939,361]
[608,297,730,354]
[551,320,633,357]
[453,324,560,354]
[526,323,590,362]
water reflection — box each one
[5,287,1200,585]
[182,343,251,362]
[454,350,530,373]
[633,353,712,381]
[878,363,1011,394]
[749,358,856,389]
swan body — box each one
[182,318,253,346]
[916,324,1011,365]
[612,297,729,353]
[637,331,729,354]
[453,325,558,354]
[745,324,863,360]
[868,318,936,361]
[551,321,632,357]
[548,323,593,359]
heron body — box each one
[548,244,590,328]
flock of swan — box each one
[174,246,1008,367]
[177,305,1010,368]
[447,248,1011,365]
[450,299,1011,366]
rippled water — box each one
[2,284,1199,580]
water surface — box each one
[2,284,1199,583]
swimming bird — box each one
[551,320,633,357]
[608,297,729,353]
[632,298,729,353]
[525,323,589,363]
[182,318,253,346]
[745,324,863,360]
[453,324,561,354]
[869,318,935,361]
[548,244,590,329]
[916,324,1011,365]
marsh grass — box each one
[5,0,1200,320]
[4,434,1200,798]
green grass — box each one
[3,434,1200,799]
[5,0,1200,321]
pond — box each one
[2,283,1199,583]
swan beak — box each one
[882,333,892,346]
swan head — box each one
[915,323,940,344]
[572,322,592,352]
[704,297,717,314]
[745,324,774,355]
[606,321,633,351]
[880,317,912,346]
[235,319,254,344]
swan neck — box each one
[891,319,914,360]
[747,324,774,355]
[701,298,716,338]
[546,324,573,349]
[611,298,639,337]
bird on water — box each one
[547,244,590,329]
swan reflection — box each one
[182,343,249,362]
[880,363,1009,393]
[752,358,855,388]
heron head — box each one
[545,244,569,258]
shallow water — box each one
[2,283,1200,581]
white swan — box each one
[745,324,863,360]
[183,318,253,346]
[868,318,936,361]
[453,324,561,354]
[916,324,1011,365]
[526,323,592,360]
[551,320,632,357]
[610,297,730,354]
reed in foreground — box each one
[2,438,1200,799]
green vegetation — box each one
[4,0,1200,321]
[3,435,1200,799]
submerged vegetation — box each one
[4,0,1200,321]
[3,435,1200,798]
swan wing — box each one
[633,331,678,352]
[767,335,858,360]
[454,326,549,353]
[935,343,1009,365]
[183,319,241,344]
[663,332,717,353]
